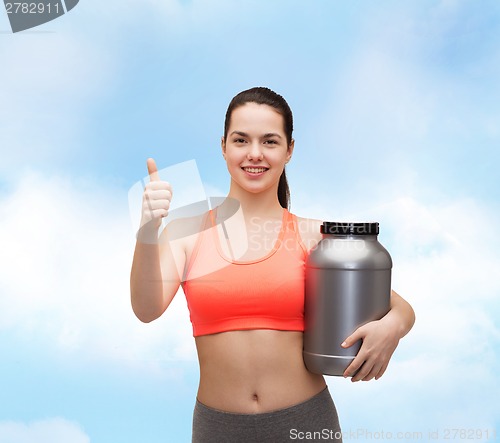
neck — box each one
[222,179,284,219]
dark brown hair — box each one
[223,87,293,210]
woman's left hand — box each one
[341,316,401,382]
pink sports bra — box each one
[181,208,308,337]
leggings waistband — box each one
[194,386,332,425]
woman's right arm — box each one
[130,158,185,323]
[130,220,186,323]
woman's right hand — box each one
[138,158,173,237]
[131,158,182,322]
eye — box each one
[233,138,246,144]
[264,139,278,145]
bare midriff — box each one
[195,329,327,413]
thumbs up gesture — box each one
[139,158,173,234]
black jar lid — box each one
[321,222,379,235]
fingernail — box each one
[341,341,347,347]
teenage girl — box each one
[130,87,415,442]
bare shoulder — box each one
[294,215,323,253]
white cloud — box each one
[0,168,197,374]
[0,418,89,443]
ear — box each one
[221,136,226,159]
[286,138,295,163]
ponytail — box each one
[278,169,290,210]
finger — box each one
[146,180,172,192]
[147,158,160,182]
[341,326,365,349]
[143,199,170,211]
[145,189,172,201]
[351,360,373,382]
[361,362,383,382]
[145,209,169,219]
[343,354,364,379]
[375,361,390,380]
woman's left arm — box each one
[341,290,416,382]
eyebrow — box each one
[229,131,282,139]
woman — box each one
[130,87,415,442]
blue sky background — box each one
[1,1,499,442]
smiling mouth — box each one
[241,167,269,173]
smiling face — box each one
[222,102,294,197]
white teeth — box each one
[244,167,267,173]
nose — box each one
[247,142,263,161]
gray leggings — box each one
[192,386,343,442]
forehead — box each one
[229,103,285,135]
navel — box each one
[252,393,259,402]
